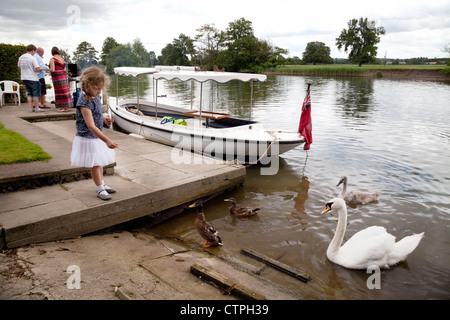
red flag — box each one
[298,88,312,150]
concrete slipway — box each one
[0,104,321,301]
[0,105,246,249]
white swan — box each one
[322,197,424,269]
[337,176,380,205]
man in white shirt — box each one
[18,44,44,112]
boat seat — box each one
[141,110,192,120]
[203,120,229,129]
[206,117,258,128]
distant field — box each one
[268,64,445,72]
[264,64,449,77]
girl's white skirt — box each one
[70,136,116,168]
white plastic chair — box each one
[0,81,21,106]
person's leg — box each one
[91,166,111,200]
[27,97,33,111]
[32,97,40,110]
[23,81,34,112]
[90,166,104,187]
[38,78,47,107]
[31,81,42,111]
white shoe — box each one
[97,190,112,200]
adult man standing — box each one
[18,44,44,112]
[34,47,50,108]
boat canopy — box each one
[153,66,267,83]
[114,66,267,83]
[113,66,266,117]
[114,67,158,77]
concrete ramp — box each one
[0,112,245,248]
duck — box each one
[337,176,380,205]
[322,197,424,269]
[224,198,260,219]
[189,201,223,248]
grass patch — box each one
[267,64,368,75]
[0,122,51,164]
[266,64,447,75]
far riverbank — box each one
[265,65,450,81]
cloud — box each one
[0,0,112,30]
[0,0,449,60]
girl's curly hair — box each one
[80,66,110,103]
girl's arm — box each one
[80,107,118,149]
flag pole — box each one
[298,83,313,150]
[302,83,312,172]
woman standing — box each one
[49,47,73,112]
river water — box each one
[110,74,450,300]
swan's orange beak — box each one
[321,205,331,214]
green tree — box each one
[131,38,151,67]
[73,41,98,69]
[104,38,153,73]
[218,18,259,72]
[217,17,288,72]
[0,43,26,84]
[443,42,450,57]
[336,17,385,66]
[59,48,72,64]
[302,41,333,65]
[195,23,226,69]
[159,34,195,66]
[149,51,158,66]
[100,37,119,65]
[105,44,134,73]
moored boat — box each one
[109,66,305,163]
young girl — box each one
[70,66,118,200]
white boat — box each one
[108,66,305,163]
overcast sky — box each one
[1,0,449,63]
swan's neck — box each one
[327,206,348,257]
[339,179,347,198]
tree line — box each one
[63,17,389,73]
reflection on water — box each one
[110,75,151,100]
[114,74,450,299]
[334,78,376,122]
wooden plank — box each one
[190,263,266,300]
[241,248,311,283]
[114,286,145,300]
[183,110,232,119]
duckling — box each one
[224,198,260,220]
[189,201,222,247]
[337,176,380,205]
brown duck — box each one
[224,198,260,220]
[189,201,223,248]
